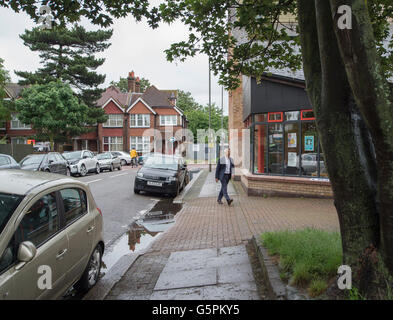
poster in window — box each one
[304,135,315,151]
[288,133,297,148]
[287,152,298,167]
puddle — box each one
[102,198,183,273]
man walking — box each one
[215,147,235,206]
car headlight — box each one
[137,172,144,178]
[167,176,177,182]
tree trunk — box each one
[297,0,380,292]
[330,0,393,277]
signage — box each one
[304,136,314,151]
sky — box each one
[0,6,228,115]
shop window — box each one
[285,111,300,121]
[268,123,283,174]
[253,124,268,174]
[301,122,318,176]
[268,112,283,122]
[301,109,315,120]
[285,123,300,175]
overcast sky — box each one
[0,6,228,115]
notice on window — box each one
[304,135,315,151]
[288,152,298,167]
[288,133,297,148]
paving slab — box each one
[217,263,254,284]
[150,287,204,300]
[203,283,259,300]
[198,171,236,198]
[154,267,217,291]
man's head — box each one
[225,148,230,158]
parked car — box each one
[0,169,104,299]
[0,154,20,170]
[110,151,131,166]
[62,150,100,177]
[301,153,325,175]
[20,153,70,176]
[96,152,122,172]
[134,154,189,197]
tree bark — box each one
[330,0,393,274]
[297,0,380,287]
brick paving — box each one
[148,186,339,254]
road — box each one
[75,165,166,247]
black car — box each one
[134,154,189,197]
[20,152,70,175]
[0,154,20,170]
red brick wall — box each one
[104,100,124,114]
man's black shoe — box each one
[217,200,223,204]
[227,199,233,206]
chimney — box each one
[135,77,141,93]
[169,92,177,106]
[127,71,136,92]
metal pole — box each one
[208,59,212,172]
[221,86,224,130]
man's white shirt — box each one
[224,157,231,174]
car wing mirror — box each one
[16,241,37,270]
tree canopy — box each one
[110,76,151,93]
[16,25,113,125]
[0,58,11,124]
[14,81,93,149]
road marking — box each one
[86,179,103,184]
[109,173,129,178]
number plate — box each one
[147,181,163,187]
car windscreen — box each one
[0,193,23,235]
[143,156,179,170]
[0,156,10,166]
[62,151,82,160]
[97,154,110,160]
[20,154,45,166]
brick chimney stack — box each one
[135,77,141,93]
[169,92,177,106]
[127,71,136,92]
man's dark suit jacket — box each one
[215,157,235,181]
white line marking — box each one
[109,173,129,178]
[87,179,103,184]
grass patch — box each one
[261,228,342,297]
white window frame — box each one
[0,121,5,130]
[10,114,31,130]
[160,115,177,126]
[130,136,151,153]
[11,137,27,145]
[103,136,123,151]
[130,114,150,128]
[103,114,123,128]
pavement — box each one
[86,167,340,300]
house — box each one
[0,83,35,145]
[95,71,188,154]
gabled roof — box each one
[96,85,129,107]
[101,97,125,112]
[4,83,28,99]
[126,97,157,114]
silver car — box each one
[96,152,122,172]
[0,170,104,300]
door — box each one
[59,188,94,286]
[0,238,16,300]
[55,153,67,175]
[47,153,58,173]
[4,192,69,299]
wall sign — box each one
[287,152,298,167]
[304,135,315,151]
[288,133,297,148]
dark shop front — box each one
[241,74,332,198]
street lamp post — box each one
[208,59,212,172]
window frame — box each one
[10,114,31,130]
[300,109,316,121]
[267,112,283,123]
[159,115,177,126]
[130,136,151,153]
[130,114,150,128]
[59,188,89,227]
[103,136,123,151]
[103,114,123,128]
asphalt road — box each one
[75,166,166,246]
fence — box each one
[0,144,34,162]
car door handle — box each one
[56,249,67,260]
[87,226,95,233]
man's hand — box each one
[215,178,218,183]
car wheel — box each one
[118,164,122,171]
[96,164,100,174]
[110,164,114,172]
[66,168,71,176]
[45,169,50,173]
[134,188,140,194]
[80,165,87,177]
[121,159,127,166]
[74,245,102,293]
